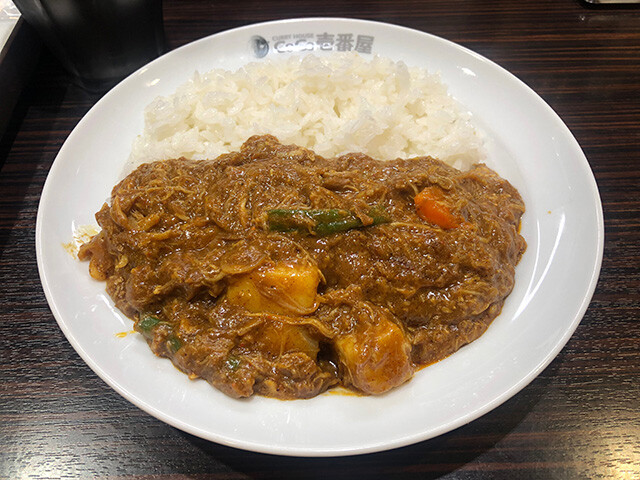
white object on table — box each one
[0,0,20,50]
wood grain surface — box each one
[1,0,639,478]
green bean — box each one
[267,207,389,235]
[168,335,182,353]
[138,315,162,332]
[225,356,241,371]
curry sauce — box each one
[79,135,526,399]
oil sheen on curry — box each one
[79,135,526,399]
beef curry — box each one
[79,135,526,399]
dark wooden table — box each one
[1,1,639,478]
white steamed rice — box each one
[128,53,485,172]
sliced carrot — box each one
[414,186,462,229]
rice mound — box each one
[128,53,485,171]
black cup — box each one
[13,0,166,91]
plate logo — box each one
[251,32,376,57]
[251,35,270,58]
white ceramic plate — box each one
[36,18,603,457]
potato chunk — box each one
[226,262,321,315]
[244,320,320,359]
[335,306,413,395]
